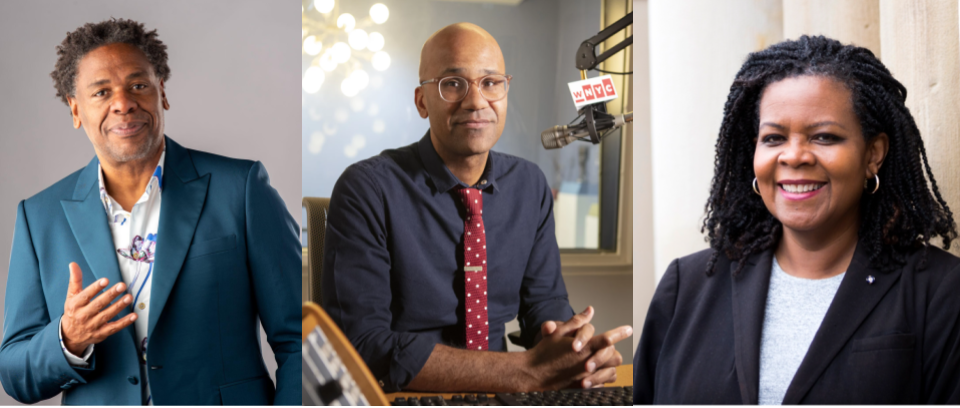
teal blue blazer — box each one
[0,137,301,405]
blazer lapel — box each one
[149,137,210,335]
[61,156,124,286]
[731,249,774,405]
[781,241,902,403]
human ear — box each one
[866,133,889,177]
[414,86,429,119]
[160,79,169,110]
[67,96,81,129]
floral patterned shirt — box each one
[59,150,164,405]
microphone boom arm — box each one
[576,12,633,73]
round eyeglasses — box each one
[419,74,513,103]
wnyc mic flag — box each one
[567,75,618,110]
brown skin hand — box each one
[414,23,506,187]
[67,42,168,212]
[406,307,632,393]
[754,75,889,279]
[407,23,633,392]
[61,263,137,356]
[61,42,169,354]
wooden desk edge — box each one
[385,364,632,401]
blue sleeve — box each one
[516,172,575,348]
[0,201,95,404]
[321,164,436,392]
[243,162,302,405]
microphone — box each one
[541,111,632,150]
[541,123,587,150]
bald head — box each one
[418,23,505,81]
[413,22,509,168]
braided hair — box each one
[702,35,957,276]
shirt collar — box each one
[98,149,166,212]
[417,130,499,194]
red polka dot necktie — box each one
[457,187,488,351]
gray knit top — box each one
[757,257,845,405]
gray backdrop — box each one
[0,1,298,405]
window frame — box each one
[559,0,633,275]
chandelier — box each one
[302,0,391,96]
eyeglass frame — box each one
[418,74,513,102]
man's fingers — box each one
[551,306,594,338]
[67,277,110,314]
[541,320,558,337]
[585,346,622,373]
[67,263,83,297]
[587,325,632,351]
[93,312,137,340]
[581,366,617,389]
[75,277,110,307]
[93,293,132,327]
[83,282,126,317]
[571,323,595,353]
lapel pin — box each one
[866,275,875,284]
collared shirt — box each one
[59,150,164,405]
[322,131,574,392]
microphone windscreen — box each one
[541,126,566,150]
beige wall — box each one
[783,0,880,57]
[647,0,783,286]
[631,0,654,354]
[880,0,960,255]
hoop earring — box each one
[752,178,761,195]
[869,174,879,194]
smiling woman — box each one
[634,35,960,404]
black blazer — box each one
[633,242,960,404]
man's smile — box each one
[108,121,147,137]
[455,119,494,129]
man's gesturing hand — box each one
[61,262,137,356]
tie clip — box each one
[464,266,483,272]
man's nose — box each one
[460,82,490,110]
[110,90,138,114]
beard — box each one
[97,131,164,163]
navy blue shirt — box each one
[322,132,574,391]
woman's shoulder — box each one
[670,248,717,273]
[916,244,960,269]
[660,248,731,288]
[901,245,960,288]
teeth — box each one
[781,183,824,193]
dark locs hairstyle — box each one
[702,35,957,276]
[51,18,170,107]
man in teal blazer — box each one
[0,19,300,405]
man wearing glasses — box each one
[322,22,631,393]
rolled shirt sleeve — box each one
[516,171,574,348]
[321,136,575,392]
[322,164,436,391]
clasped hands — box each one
[60,262,138,356]
[522,306,632,390]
